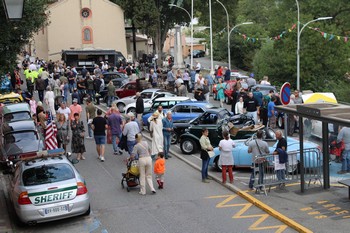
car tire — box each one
[171,132,178,144]
[277,115,284,129]
[180,138,197,155]
[127,107,136,115]
[83,205,91,216]
[214,156,222,172]
[117,103,125,112]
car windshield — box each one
[22,163,75,186]
[4,131,37,144]
[4,112,31,122]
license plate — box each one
[44,205,68,215]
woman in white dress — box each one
[44,86,56,117]
[149,112,164,157]
[219,131,236,184]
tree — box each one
[112,0,191,65]
[0,0,48,73]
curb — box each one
[97,104,312,233]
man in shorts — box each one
[91,109,108,161]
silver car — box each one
[9,152,90,224]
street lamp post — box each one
[209,0,214,74]
[215,0,230,70]
[295,0,300,90]
[228,22,253,69]
[169,2,194,69]
[297,17,332,90]
[2,0,24,20]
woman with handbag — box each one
[199,128,213,183]
[149,112,163,158]
[71,113,86,160]
[218,131,236,184]
[56,113,69,153]
[131,134,156,195]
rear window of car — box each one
[4,131,37,144]
[4,112,31,122]
[22,163,75,186]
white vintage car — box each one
[302,92,338,138]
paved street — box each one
[0,101,296,233]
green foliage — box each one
[0,0,48,73]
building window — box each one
[82,27,93,44]
[81,8,91,19]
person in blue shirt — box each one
[253,87,263,107]
[162,112,174,159]
[267,96,277,129]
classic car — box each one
[120,90,176,113]
[8,150,90,224]
[179,118,275,154]
[172,109,253,144]
[141,97,193,127]
[249,84,277,96]
[2,103,31,123]
[100,78,128,103]
[209,136,321,172]
[1,120,44,163]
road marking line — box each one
[207,194,289,233]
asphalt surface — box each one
[0,94,297,233]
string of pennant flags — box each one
[214,22,349,44]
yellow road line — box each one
[207,195,289,233]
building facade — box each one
[30,0,127,62]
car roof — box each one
[142,88,161,92]
[201,107,228,113]
[252,84,276,89]
[175,101,213,107]
[153,96,191,101]
[3,103,30,114]
[3,120,36,133]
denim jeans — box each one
[201,158,210,180]
[163,134,171,158]
[87,123,93,138]
[276,169,286,182]
[341,150,350,172]
[112,134,121,153]
[127,140,136,155]
[249,163,264,188]
[69,83,76,93]
[87,90,95,101]
[108,96,115,107]
[246,111,258,125]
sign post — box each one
[280,82,291,138]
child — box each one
[29,96,37,115]
[154,152,166,189]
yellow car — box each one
[0,92,23,104]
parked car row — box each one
[0,102,91,225]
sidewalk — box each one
[0,172,13,233]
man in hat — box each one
[123,112,140,155]
[69,98,82,122]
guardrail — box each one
[252,148,322,195]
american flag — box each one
[45,112,58,150]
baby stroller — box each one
[121,158,140,192]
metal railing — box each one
[252,148,322,195]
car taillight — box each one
[18,192,32,205]
[77,182,88,195]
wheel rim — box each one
[118,104,125,112]
[278,117,283,128]
[128,108,136,114]
[171,133,178,144]
[182,140,194,153]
